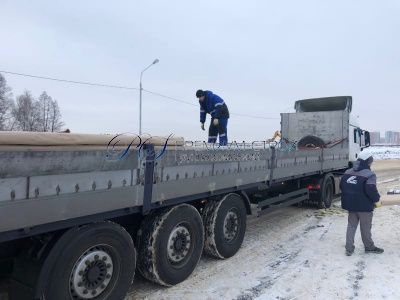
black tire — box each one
[318,175,334,209]
[36,222,136,300]
[202,193,247,259]
[298,135,326,148]
[136,204,204,286]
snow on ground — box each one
[367,146,400,160]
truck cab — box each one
[285,96,370,165]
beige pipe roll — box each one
[381,194,400,206]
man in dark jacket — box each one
[196,89,230,145]
[340,150,383,256]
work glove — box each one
[201,123,205,130]
[213,118,219,126]
[374,201,382,208]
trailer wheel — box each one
[319,176,334,209]
[136,204,204,286]
[202,193,247,259]
[30,222,135,300]
[298,135,326,148]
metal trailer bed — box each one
[0,108,351,242]
[0,142,349,242]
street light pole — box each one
[139,59,159,135]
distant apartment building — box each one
[395,132,400,144]
[384,131,400,144]
[369,132,381,144]
[368,131,400,145]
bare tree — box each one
[0,74,14,130]
[13,90,41,131]
[37,91,52,132]
[49,99,65,132]
[1,76,67,132]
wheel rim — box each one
[69,246,117,299]
[224,209,239,243]
[167,223,192,266]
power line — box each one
[146,86,280,120]
[144,89,278,119]
[0,70,138,90]
[0,70,279,120]
[143,89,197,106]
[230,112,276,119]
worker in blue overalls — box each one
[196,89,230,145]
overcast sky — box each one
[0,1,399,142]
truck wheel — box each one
[319,176,334,209]
[36,222,136,300]
[298,135,326,148]
[136,204,204,286]
[202,193,247,259]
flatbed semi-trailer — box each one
[0,96,370,299]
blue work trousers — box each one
[208,118,228,145]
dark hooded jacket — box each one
[199,90,229,123]
[340,159,381,212]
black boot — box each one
[365,246,384,254]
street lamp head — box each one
[139,58,160,135]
